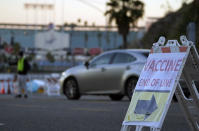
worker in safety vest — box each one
[16,51,30,98]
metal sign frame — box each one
[121,36,199,131]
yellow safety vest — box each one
[17,58,24,71]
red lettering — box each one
[174,59,183,71]
[144,60,151,71]
[167,60,177,71]
[164,60,169,71]
[149,60,155,71]
[144,58,183,72]
[166,79,172,87]
[160,60,167,71]
[150,79,173,87]
[155,60,162,71]
[151,79,157,86]
[138,79,150,86]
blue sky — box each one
[0,0,188,26]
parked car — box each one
[59,49,150,100]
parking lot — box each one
[0,94,190,131]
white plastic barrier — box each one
[46,74,61,96]
[0,73,61,95]
[0,76,27,95]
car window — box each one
[90,53,113,67]
[112,53,136,64]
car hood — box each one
[63,65,85,74]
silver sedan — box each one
[59,49,149,100]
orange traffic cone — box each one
[1,87,5,94]
[0,80,5,94]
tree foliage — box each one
[141,1,199,50]
[105,0,144,48]
[46,52,55,63]
[13,42,21,55]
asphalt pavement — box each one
[0,94,190,131]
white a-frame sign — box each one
[121,36,199,131]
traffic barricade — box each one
[121,36,199,131]
[46,74,60,96]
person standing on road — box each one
[15,51,30,98]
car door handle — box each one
[126,66,131,70]
[101,67,106,72]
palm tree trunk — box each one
[122,34,127,49]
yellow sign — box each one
[124,91,169,122]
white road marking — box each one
[0,123,5,126]
[72,108,111,112]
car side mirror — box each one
[84,61,89,69]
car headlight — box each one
[61,72,67,77]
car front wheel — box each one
[64,78,80,100]
[125,77,138,100]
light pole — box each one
[24,2,55,26]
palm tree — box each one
[105,0,144,48]
[46,52,55,63]
[77,18,81,25]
